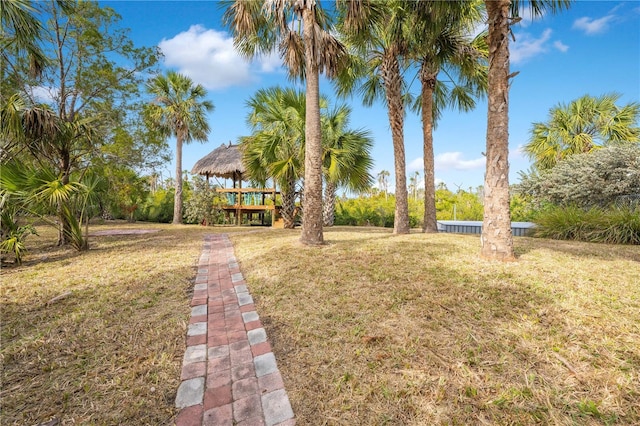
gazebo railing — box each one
[215,187,281,225]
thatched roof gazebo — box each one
[191,142,245,188]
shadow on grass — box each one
[0,254,198,424]
[233,231,638,425]
[515,236,640,262]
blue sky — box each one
[102,0,640,191]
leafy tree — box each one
[321,103,374,226]
[517,145,640,209]
[146,71,213,224]
[481,0,571,260]
[224,0,347,246]
[184,175,224,226]
[524,93,640,170]
[2,0,162,246]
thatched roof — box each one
[190,142,245,180]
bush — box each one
[183,176,225,225]
[518,145,640,209]
[138,189,174,223]
[532,205,640,245]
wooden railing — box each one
[215,187,281,225]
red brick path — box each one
[175,234,295,426]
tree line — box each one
[3,0,638,265]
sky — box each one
[101,0,640,192]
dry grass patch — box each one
[230,227,640,425]
[1,222,248,425]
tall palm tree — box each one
[240,87,308,229]
[336,0,412,234]
[377,169,390,200]
[146,71,213,224]
[408,1,487,233]
[481,0,570,260]
[224,0,346,245]
[321,103,374,226]
[524,93,639,170]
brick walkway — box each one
[175,234,295,426]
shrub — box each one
[518,145,640,209]
[533,205,640,245]
[139,189,174,223]
[183,176,225,225]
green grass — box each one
[2,223,639,425]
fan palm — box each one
[240,87,308,229]
[321,103,374,226]
[0,0,48,84]
[481,0,571,260]
[377,170,390,200]
[224,0,346,245]
[524,93,640,170]
[408,1,487,232]
[146,71,213,224]
[336,0,413,234]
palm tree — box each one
[408,170,421,201]
[408,1,487,233]
[240,87,308,229]
[0,0,48,84]
[377,170,390,200]
[146,71,213,224]
[481,0,570,260]
[224,0,346,245]
[336,0,412,234]
[321,103,374,226]
[524,93,639,170]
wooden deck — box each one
[216,187,281,226]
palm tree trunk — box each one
[323,181,337,227]
[299,6,324,245]
[482,0,515,260]
[173,136,183,224]
[421,63,438,233]
[57,149,71,246]
[281,176,296,229]
[382,51,410,234]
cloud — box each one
[553,40,569,53]
[158,25,280,90]
[572,15,615,35]
[509,145,526,161]
[407,157,423,172]
[436,152,486,170]
[409,153,486,172]
[29,85,59,103]
[511,28,554,64]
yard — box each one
[1,223,639,425]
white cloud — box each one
[572,15,615,35]
[408,152,486,172]
[29,85,59,103]
[257,50,282,73]
[407,157,423,172]
[158,25,281,90]
[511,28,553,64]
[436,152,485,170]
[509,145,526,161]
[553,40,569,53]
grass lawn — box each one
[2,223,639,425]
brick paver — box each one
[176,234,295,426]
